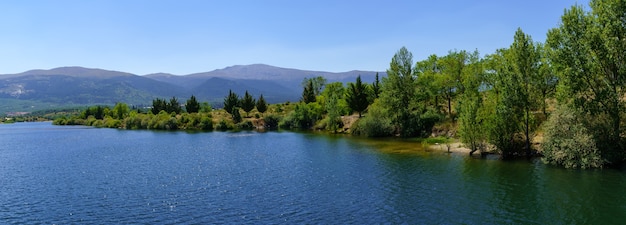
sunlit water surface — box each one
[1,122,625,224]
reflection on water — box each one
[0,122,625,224]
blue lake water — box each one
[1,122,625,224]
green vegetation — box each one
[49,0,626,169]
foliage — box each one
[351,100,394,137]
[200,102,212,113]
[301,76,327,96]
[301,80,317,103]
[111,102,129,119]
[236,120,255,130]
[223,90,240,115]
[457,57,486,155]
[167,97,182,115]
[379,47,421,137]
[280,102,323,129]
[263,114,281,129]
[547,0,626,163]
[542,104,603,169]
[231,107,242,123]
[215,119,234,131]
[240,91,256,117]
[323,82,345,132]
[256,94,268,114]
[346,75,370,117]
[371,72,381,99]
[185,95,200,113]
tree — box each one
[438,50,471,117]
[415,54,443,113]
[112,102,129,120]
[240,91,256,117]
[223,90,240,115]
[509,28,540,157]
[231,107,242,123]
[541,104,602,169]
[536,43,557,117]
[200,102,212,113]
[323,82,345,132]
[301,80,317,103]
[185,95,200,113]
[346,75,369,117]
[167,97,182,114]
[380,46,420,137]
[256,94,268,115]
[372,72,381,99]
[457,51,485,155]
[547,1,626,163]
[151,98,167,114]
[301,76,327,96]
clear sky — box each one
[0,0,587,75]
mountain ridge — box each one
[0,64,386,114]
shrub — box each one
[263,114,281,129]
[216,119,234,131]
[541,104,603,169]
[351,101,393,137]
[236,120,255,130]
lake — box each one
[1,122,625,224]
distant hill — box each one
[0,65,385,114]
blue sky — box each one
[0,0,586,75]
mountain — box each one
[0,65,385,114]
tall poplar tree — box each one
[380,47,420,137]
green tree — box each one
[323,82,345,132]
[541,104,602,169]
[346,75,370,117]
[547,1,626,163]
[256,94,268,115]
[372,72,381,99]
[231,107,242,123]
[457,51,485,155]
[167,97,182,114]
[380,46,420,137]
[111,102,129,120]
[437,51,466,116]
[151,98,167,114]
[223,90,240,115]
[302,76,327,96]
[536,42,557,117]
[185,95,200,113]
[510,28,540,157]
[200,102,212,113]
[240,90,256,117]
[301,80,317,103]
[415,54,443,113]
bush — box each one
[236,120,255,130]
[351,101,394,137]
[541,105,603,169]
[216,119,234,131]
[264,114,281,129]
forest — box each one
[53,1,624,169]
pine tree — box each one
[256,94,268,115]
[301,80,316,103]
[185,95,200,113]
[346,75,369,117]
[223,90,240,115]
[240,91,256,117]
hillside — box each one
[0,65,385,115]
